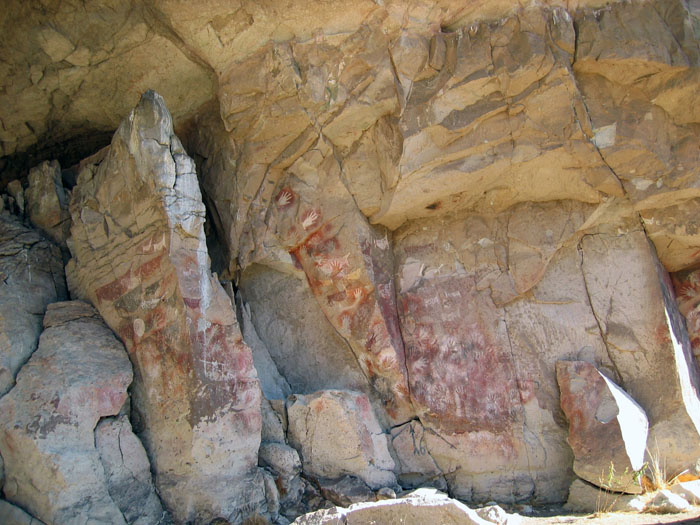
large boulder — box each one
[287,390,396,489]
[580,231,700,474]
[67,91,265,522]
[0,301,132,524]
[292,488,492,525]
[556,360,648,493]
[0,214,66,396]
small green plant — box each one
[594,461,646,515]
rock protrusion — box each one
[292,488,492,524]
[287,390,396,490]
[67,90,265,523]
[95,415,168,525]
[557,360,648,493]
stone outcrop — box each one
[556,360,648,493]
[67,91,265,523]
[0,214,66,396]
[580,231,700,475]
[390,420,447,491]
[0,301,133,524]
[287,390,396,489]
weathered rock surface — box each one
[580,231,700,475]
[0,214,66,396]
[1,0,700,517]
[316,476,376,507]
[564,479,645,513]
[0,301,132,525]
[67,91,265,523]
[292,488,492,525]
[259,442,302,480]
[25,160,70,247]
[390,420,447,491]
[0,500,44,525]
[392,202,606,502]
[239,265,370,400]
[95,415,168,525]
[672,267,700,361]
[556,360,648,493]
[287,390,396,489]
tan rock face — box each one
[1,0,700,516]
[67,91,265,523]
[580,231,700,475]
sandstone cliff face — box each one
[0,0,700,523]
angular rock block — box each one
[390,420,446,490]
[95,415,167,525]
[317,475,376,507]
[556,360,648,493]
[292,488,492,525]
[67,91,265,522]
[25,160,70,247]
[287,390,396,489]
[0,215,66,396]
[564,479,645,514]
[0,301,132,524]
[581,232,700,475]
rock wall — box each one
[0,0,699,523]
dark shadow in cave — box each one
[0,129,115,190]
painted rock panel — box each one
[67,91,265,523]
[393,201,624,502]
[237,142,413,424]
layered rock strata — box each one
[67,91,265,523]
